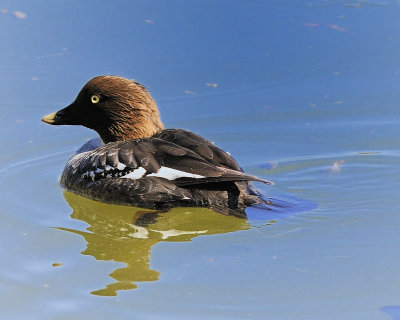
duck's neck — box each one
[98,110,164,143]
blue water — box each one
[0,1,399,319]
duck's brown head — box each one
[42,76,164,143]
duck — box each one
[42,75,272,217]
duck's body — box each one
[42,76,271,217]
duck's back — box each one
[153,129,242,171]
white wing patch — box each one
[121,167,146,179]
[147,167,205,180]
[120,166,205,180]
[117,162,126,170]
[83,165,205,181]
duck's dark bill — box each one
[41,105,80,125]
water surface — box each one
[0,1,399,319]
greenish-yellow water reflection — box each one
[58,191,250,296]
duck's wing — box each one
[73,137,271,187]
[154,129,243,171]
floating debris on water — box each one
[321,160,345,175]
[304,22,346,32]
[260,162,278,170]
[331,160,344,173]
[13,11,27,19]
[205,83,218,88]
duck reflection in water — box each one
[58,191,252,296]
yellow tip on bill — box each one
[41,112,57,124]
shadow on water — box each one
[57,190,315,296]
[247,193,317,223]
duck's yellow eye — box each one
[91,95,100,104]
